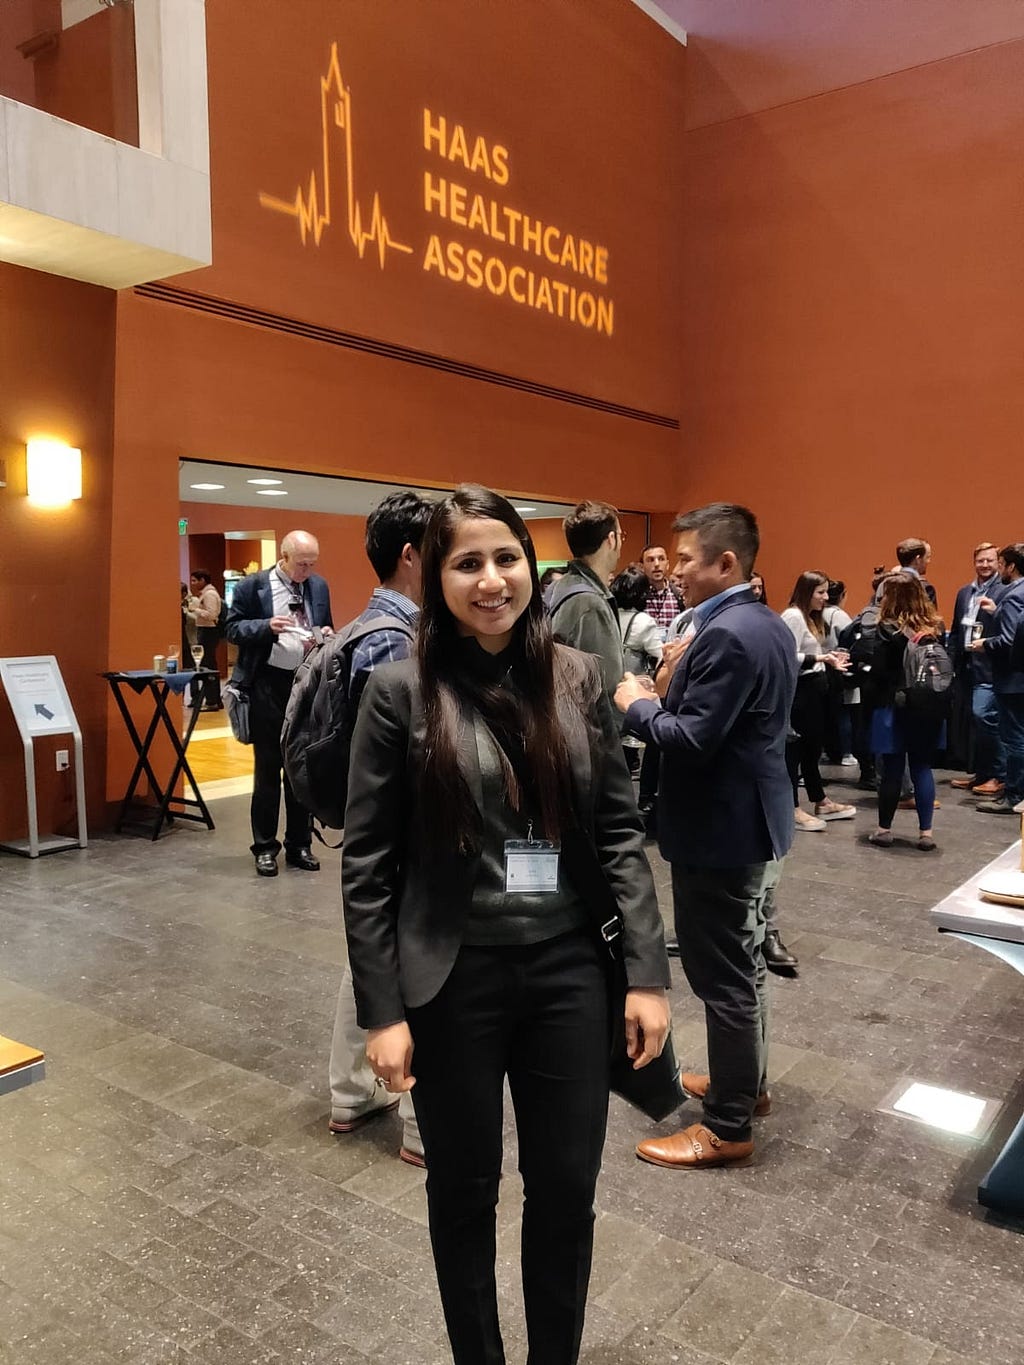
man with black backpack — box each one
[322,491,433,1167]
[547,499,625,699]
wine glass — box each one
[190,643,205,672]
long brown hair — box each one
[788,571,829,639]
[416,485,595,854]
[877,572,944,635]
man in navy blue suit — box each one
[226,530,334,877]
[615,503,797,1170]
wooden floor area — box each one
[186,699,253,791]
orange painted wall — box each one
[104,0,689,807]
[673,28,1024,614]
[0,1,138,144]
[0,263,116,841]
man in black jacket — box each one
[226,530,333,877]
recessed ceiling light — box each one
[248,477,283,486]
[256,489,289,496]
[190,482,225,490]
[514,505,537,513]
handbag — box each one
[222,681,252,745]
[598,910,686,1121]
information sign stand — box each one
[0,655,88,858]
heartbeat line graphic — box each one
[258,43,413,268]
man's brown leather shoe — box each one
[950,775,977,790]
[972,779,1005,797]
[680,1071,771,1117]
[636,1123,753,1169]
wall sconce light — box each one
[26,439,83,506]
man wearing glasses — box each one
[227,530,334,877]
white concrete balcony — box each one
[0,0,211,288]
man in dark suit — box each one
[970,543,1024,817]
[615,503,797,1169]
[949,541,1005,796]
[226,530,334,877]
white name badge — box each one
[504,839,560,894]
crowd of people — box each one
[205,498,1024,1365]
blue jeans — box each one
[972,683,1006,783]
[877,710,940,830]
[995,692,1024,805]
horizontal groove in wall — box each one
[133,283,680,430]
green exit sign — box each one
[178,518,188,536]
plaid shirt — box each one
[348,588,419,709]
[644,583,681,631]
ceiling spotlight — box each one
[256,489,289,496]
[99,1,135,8]
[514,506,537,513]
[189,482,225,491]
[247,477,283,486]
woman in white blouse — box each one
[781,573,856,831]
[611,569,664,773]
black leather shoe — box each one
[255,852,278,878]
[665,938,681,958]
[285,848,321,872]
[763,930,798,973]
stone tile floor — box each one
[1,768,1022,1363]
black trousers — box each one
[786,672,828,805]
[672,861,773,1141]
[407,929,610,1365]
[190,628,221,708]
[249,666,311,856]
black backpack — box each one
[281,614,414,838]
[898,632,953,715]
[838,606,879,679]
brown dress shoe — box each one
[950,776,977,790]
[972,779,1005,797]
[680,1072,771,1117]
[636,1123,753,1169]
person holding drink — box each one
[781,572,857,830]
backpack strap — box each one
[549,582,602,617]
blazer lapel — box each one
[457,707,484,817]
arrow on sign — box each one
[34,704,54,720]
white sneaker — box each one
[840,754,858,767]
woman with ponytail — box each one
[342,484,670,1365]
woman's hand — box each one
[623,989,671,1069]
[822,650,850,672]
[366,1021,416,1092]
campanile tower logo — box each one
[258,43,413,268]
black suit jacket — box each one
[341,652,670,1030]
[226,569,333,688]
[625,589,798,869]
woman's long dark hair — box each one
[788,570,828,640]
[416,485,592,853]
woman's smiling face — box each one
[441,516,534,653]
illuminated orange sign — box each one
[259,44,615,338]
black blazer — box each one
[625,589,798,869]
[341,651,670,1030]
[226,569,333,687]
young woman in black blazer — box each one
[342,485,671,1365]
